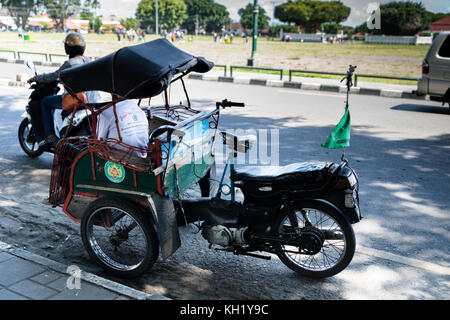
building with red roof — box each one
[430,16,450,32]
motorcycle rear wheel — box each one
[273,202,356,278]
[18,118,44,158]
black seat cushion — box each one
[231,161,332,185]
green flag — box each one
[322,105,351,149]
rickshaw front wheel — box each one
[81,197,159,278]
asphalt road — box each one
[0,75,448,299]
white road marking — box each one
[358,245,450,276]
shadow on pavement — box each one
[0,96,448,299]
[391,103,450,115]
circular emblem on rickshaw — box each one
[104,161,125,183]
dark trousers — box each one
[41,94,62,137]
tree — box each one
[182,0,230,33]
[274,0,350,33]
[136,0,187,31]
[427,12,450,23]
[89,16,101,32]
[321,22,341,34]
[205,3,230,32]
[120,17,138,30]
[42,0,100,30]
[79,7,94,21]
[373,1,431,35]
[238,2,270,30]
[0,0,38,28]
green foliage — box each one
[120,17,138,30]
[205,3,230,32]
[89,16,101,32]
[429,12,450,23]
[136,0,187,31]
[80,8,94,20]
[268,24,298,36]
[0,0,38,28]
[40,21,51,29]
[182,0,230,33]
[42,0,99,30]
[321,22,341,34]
[274,0,350,33]
[238,3,270,30]
[371,1,431,35]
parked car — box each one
[416,32,450,106]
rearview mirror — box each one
[25,61,37,75]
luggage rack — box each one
[149,105,201,122]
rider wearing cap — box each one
[27,32,95,150]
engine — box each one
[201,225,247,247]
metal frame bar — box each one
[353,74,417,87]
[213,65,227,77]
[289,69,347,82]
[49,53,66,62]
[0,49,16,59]
[17,51,48,61]
[231,65,283,80]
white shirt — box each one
[97,100,149,158]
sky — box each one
[95,0,449,27]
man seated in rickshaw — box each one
[96,99,149,158]
[27,32,99,150]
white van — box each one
[416,33,450,105]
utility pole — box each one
[248,0,259,66]
[195,14,199,36]
[155,0,159,36]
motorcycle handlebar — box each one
[216,99,245,109]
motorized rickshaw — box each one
[49,39,362,279]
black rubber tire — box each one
[18,118,44,158]
[273,201,356,278]
[80,197,159,278]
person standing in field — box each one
[116,28,121,41]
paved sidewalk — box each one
[0,241,168,300]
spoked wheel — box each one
[81,198,159,278]
[18,118,44,158]
[273,202,356,278]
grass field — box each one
[0,31,429,81]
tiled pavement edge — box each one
[0,58,426,101]
[0,240,169,300]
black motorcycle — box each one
[18,62,91,158]
[178,119,361,278]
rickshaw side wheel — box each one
[80,197,159,278]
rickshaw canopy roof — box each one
[59,38,214,99]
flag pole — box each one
[341,65,356,163]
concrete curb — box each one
[187,74,426,101]
[0,240,170,300]
[0,58,425,100]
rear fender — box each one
[292,198,360,224]
[140,193,181,260]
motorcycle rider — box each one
[27,32,96,150]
